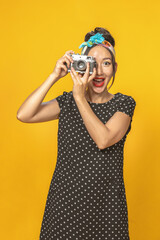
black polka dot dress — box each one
[39,91,136,240]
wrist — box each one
[74,95,86,103]
[49,72,60,82]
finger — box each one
[65,50,75,56]
[70,68,82,86]
[83,62,90,80]
[71,67,82,84]
[70,70,76,85]
[66,50,75,53]
[59,63,68,73]
[71,66,78,76]
[65,54,74,64]
[61,56,71,68]
[78,73,83,78]
[88,67,96,82]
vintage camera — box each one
[64,53,97,74]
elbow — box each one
[17,110,21,120]
[17,113,21,121]
[97,141,107,150]
[17,114,23,122]
[16,113,27,123]
[100,138,120,150]
[98,138,110,150]
[98,143,107,150]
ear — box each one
[115,62,118,73]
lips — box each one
[92,77,105,87]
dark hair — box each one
[84,27,116,91]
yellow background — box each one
[0,0,160,239]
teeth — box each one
[94,79,105,82]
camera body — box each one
[65,53,97,74]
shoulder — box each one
[56,90,72,100]
[116,92,136,105]
[115,92,136,118]
[56,91,72,110]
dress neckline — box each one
[87,92,119,105]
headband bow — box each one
[79,33,116,58]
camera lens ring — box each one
[76,60,86,71]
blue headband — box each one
[79,33,116,58]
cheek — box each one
[104,66,113,75]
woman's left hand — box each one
[70,62,96,100]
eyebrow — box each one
[103,57,112,60]
[90,56,112,60]
[93,57,112,60]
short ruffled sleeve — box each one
[56,91,69,111]
[117,95,136,118]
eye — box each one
[104,61,111,66]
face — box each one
[87,45,117,93]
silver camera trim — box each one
[67,53,96,74]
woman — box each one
[17,27,136,239]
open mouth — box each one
[93,79,104,82]
[93,78,105,87]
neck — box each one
[85,89,112,103]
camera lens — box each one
[76,60,86,70]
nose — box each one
[96,63,103,75]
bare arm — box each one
[16,73,60,123]
[74,97,131,149]
[17,50,74,123]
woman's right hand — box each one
[52,50,75,79]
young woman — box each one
[17,27,136,239]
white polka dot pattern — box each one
[39,91,136,239]
[116,95,136,118]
